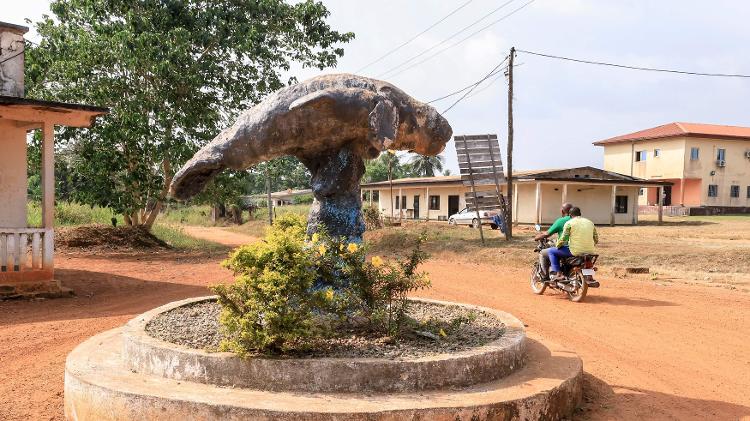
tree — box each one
[363,152,412,183]
[26,0,354,229]
[407,153,445,177]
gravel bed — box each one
[145,300,505,359]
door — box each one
[448,195,460,217]
[413,195,420,219]
[663,185,672,206]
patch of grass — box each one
[151,223,226,251]
[159,205,215,226]
[27,202,123,227]
[227,204,311,238]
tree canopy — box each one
[26,0,353,228]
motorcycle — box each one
[530,224,599,302]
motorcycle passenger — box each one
[548,206,598,282]
[534,202,573,280]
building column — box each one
[368,189,372,206]
[657,186,664,225]
[534,182,542,225]
[679,177,686,206]
[425,187,429,221]
[562,183,568,205]
[610,185,617,227]
[398,187,403,222]
[41,122,55,271]
[513,183,519,223]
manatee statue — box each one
[170,74,452,241]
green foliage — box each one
[407,153,445,177]
[213,214,331,354]
[27,201,121,227]
[364,152,413,183]
[26,0,353,226]
[362,204,383,230]
[214,214,430,354]
[292,193,314,205]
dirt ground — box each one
[1,225,749,420]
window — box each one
[394,196,399,209]
[717,148,726,161]
[429,195,440,210]
[401,196,407,209]
[747,186,750,199]
[708,184,718,197]
[615,195,629,213]
[638,188,644,196]
[635,150,647,162]
[690,147,700,160]
[730,185,740,198]
[372,191,379,201]
[654,148,661,157]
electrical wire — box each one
[427,56,508,104]
[355,0,474,74]
[517,49,750,78]
[375,0,518,79]
[383,0,536,80]
[0,49,25,65]
[442,56,511,114]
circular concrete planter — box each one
[122,296,527,393]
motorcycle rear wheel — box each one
[567,272,588,302]
[530,262,547,295]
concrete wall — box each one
[0,119,28,227]
[683,137,750,207]
[0,28,25,97]
[375,186,467,220]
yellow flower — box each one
[318,245,327,255]
[311,233,320,243]
[371,256,384,267]
[339,244,345,251]
[325,289,334,301]
[386,149,395,155]
[347,243,359,253]
[439,328,447,338]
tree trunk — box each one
[142,158,173,230]
[124,213,133,226]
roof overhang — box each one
[0,96,108,128]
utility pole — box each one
[265,165,273,225]
[505,47,515,240]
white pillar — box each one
[41,123,55,271]
[398,187,403,222]
[534,182,541,224]
[610,185,617,226]
[368,189,372,206]
[513,183,519,223]
[562,183,568,205]
[425,187,429,221]
[657,186,664,225]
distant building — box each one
[595,122,750,212]
[360,167,667,225]
[245,189,312,207]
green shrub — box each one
[362,204,383,230]
[213,213,430,355]
[292,193,314,204]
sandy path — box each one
[1,227,748,420]
[180,225,257,247]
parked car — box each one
[448,207,500,229]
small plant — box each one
[213,214,431,355]
[362,204,383,230]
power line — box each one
[383,0,536,80]
[0,49,24,65]
[355,0,474,74]
[517,49,750,78]
[375,0,518,79]
[427,56,508,104]
[442,56,510,114]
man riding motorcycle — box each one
[548,206,598,282]
[534,202,573,281]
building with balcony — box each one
[595,122,750,213]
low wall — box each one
[639,205,750,216]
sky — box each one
[6,0,750,174]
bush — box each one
[362,204,383,230]
[292,193,314,204]
[213,213,430,355]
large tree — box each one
[26,0,353,228]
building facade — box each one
[361,167,668,225]
[595,122,750,210]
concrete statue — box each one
[170,74,452,240]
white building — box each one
[361,167,669,225]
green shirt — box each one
[547,215,571,238]
[557,217,598,255]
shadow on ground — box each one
[577,372,750,420]
[0,268,212,326]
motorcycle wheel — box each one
[530,262,547,295]
[567,272,588,302]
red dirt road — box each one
[1,229,749,420]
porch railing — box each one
[0,228,53,273]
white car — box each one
[448,207,500,229]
